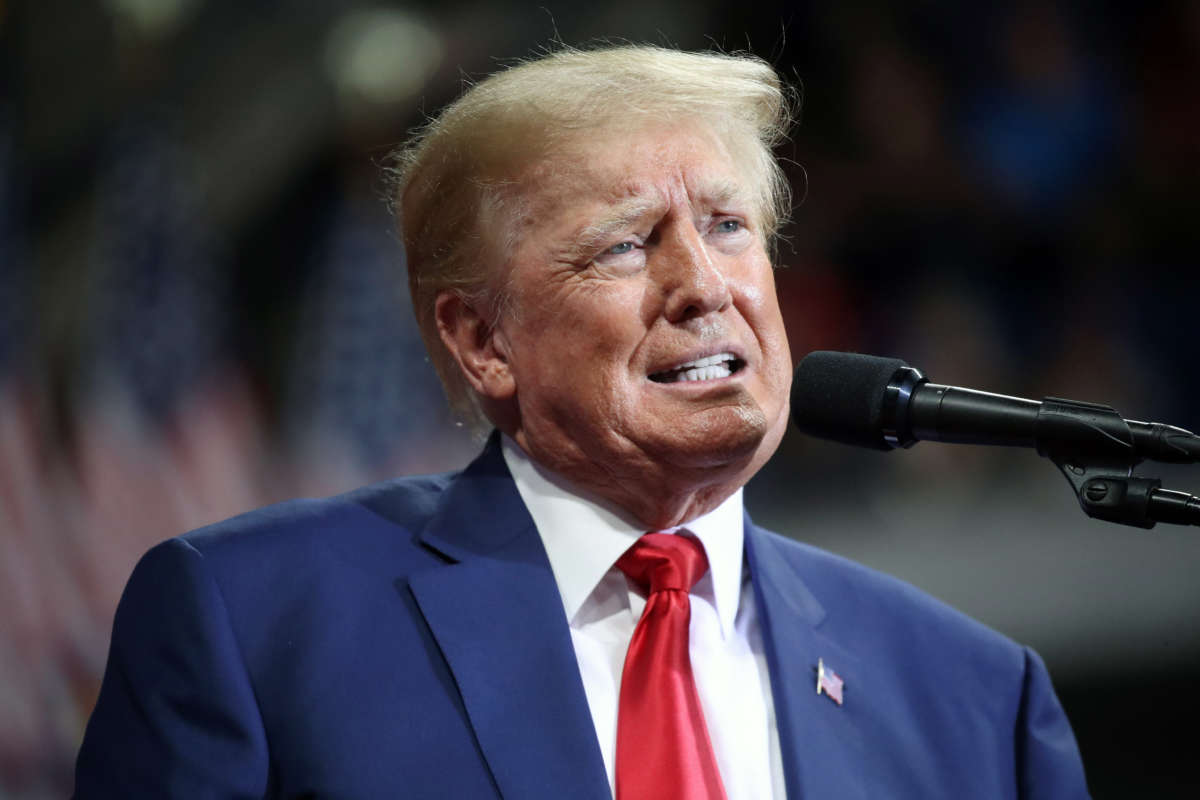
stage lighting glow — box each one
[326,8,443,107]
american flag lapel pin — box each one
[816,658,845,706]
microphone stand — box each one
[1035,398,1200,529]
[794,351,1200,530]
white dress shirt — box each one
[502,436,786,799]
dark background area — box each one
[2,0,1198,796]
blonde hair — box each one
[389,44,794,429]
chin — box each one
[647,403,772,471]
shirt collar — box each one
[501,434,745,639]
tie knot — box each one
[616,532,709,594]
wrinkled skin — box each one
[436,123,792,529]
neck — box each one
[506,432,759,530]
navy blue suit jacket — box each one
[75,437,1089,798]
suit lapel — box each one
[746,521,867,800]
[407,437,610,800]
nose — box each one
[659,223,733,323]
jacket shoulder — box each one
[750,524,1024,662]
[177,471,456,563]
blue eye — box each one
[607,241,636,255]
[716,219,742,233]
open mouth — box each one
[648,352,746,384]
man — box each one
[75,46,1089,798]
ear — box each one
[434,290,516,402]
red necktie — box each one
[615,533,727,800]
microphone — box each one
[790,350,1200,464]
[791,351,1200,529]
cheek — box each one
[739,266,789,341]
[740,272,793,386]
[556,284,648,355]
[514,291,644,396]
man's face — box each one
[491,123,792,505]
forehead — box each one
[513,123,753,224]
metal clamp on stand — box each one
[1037,398,1200,529]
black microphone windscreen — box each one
[791,351,909,450]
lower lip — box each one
[646,368,747,393]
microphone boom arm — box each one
[1037,397,1200,529]
[882,367,1200,530]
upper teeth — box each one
[658,352,737,383]
[674,353,735,370]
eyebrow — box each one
[697,178,746,210]
[562,177,752,259]
[570,197,662,256]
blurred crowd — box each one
[3,0,1199,796]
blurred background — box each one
[3,0,1199,796]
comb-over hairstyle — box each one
[389,45,794,429]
